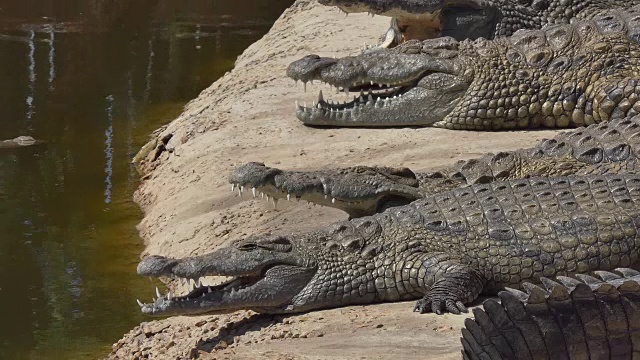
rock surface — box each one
[109,1,560,359]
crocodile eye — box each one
[238,243,257,251]
[531,0,548,10]
[257,236,293,252]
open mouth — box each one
[138,265,284,315]
[295,78,419,123]
[323,1,500,47]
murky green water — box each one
[0,1,293,359]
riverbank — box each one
[109,1,560,358]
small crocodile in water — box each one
[0,136,44,149]
[318,0,640,48]
[288,5,640,128]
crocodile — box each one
[288,6,640,128]
[0,136,44,149]
[319,0,638,48]
[137,158,640,318]
[463,268,640,359]
[230,116,640,217]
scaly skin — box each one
[320,0,638,47]
[463,268,640,359]
[231,116,640,217]
[288,7,640,128]
[137,172,640,316]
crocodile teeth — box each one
[231,184,236,192]
[332,198,336,204]
[287,193,291,201]
[137,299,144,307]
[252,187,257,197]
[318,90,324,102]
[156,287,161,298]
[208,287,212,293]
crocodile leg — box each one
[411,253,486,314]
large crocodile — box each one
[288,6,640,128]
[319,0,638,48]
[137,116,640,319]
[231,116,640,217]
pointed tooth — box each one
[231,184,236,192]
[324,194,328,199]
[137,299,144,307]
[252,187,257,197]
[317,103,322,109]
[287,193,291,201]
[371,81,374,86]
[303,102,307,108]
[156,287,161,298]
[332,198,336,204]
[208,287,212,293]
[167,292,171,300]
[318,90,324,102]
[273,198,278,208]
[261,192,265,199]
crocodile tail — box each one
[461,268,640,360]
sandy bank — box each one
[109,1,560,358]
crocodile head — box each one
[136,235,317,316]
[137,220,421,316]
[229,162,422,217]
[320,0,502,45]
[288,37,470,127]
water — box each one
[0,1,293,358]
